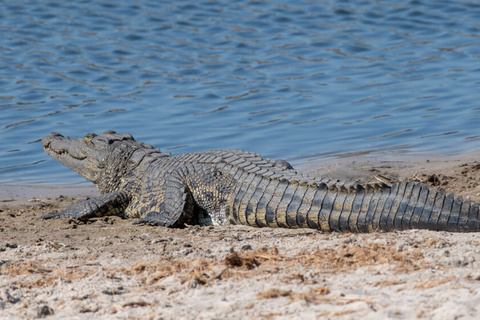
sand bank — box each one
[1,154,480,319]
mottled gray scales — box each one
[240,174,263,226]
[403,183,425,230]
[40,131,480,233]
[295,185,316,228]
[418,186,436,229]
[447,196,463,232]
[276,182,299,228]
[285,184,308,228]
[235,173,257,225]
[317,187,337,231]
[394,181,416,231]
[255,178,280,228]
[430,189,447,230]
[265,179,290,228]
[438,193,455,231]
[467,204,479,230]
[338,189,357,232]
[245,176,269,226]
[457,199,470,232]
[363,187,382,232]
[357,187,375,233]
[349,186,365,232]
[387,181,408,231]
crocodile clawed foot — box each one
[38,212,63,220]
[133,211,168,226]
[38,212,92,225]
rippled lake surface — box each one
[1,0,480,185]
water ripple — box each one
[1,0,480,184]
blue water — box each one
[1,0,480,185]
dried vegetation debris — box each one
[0,233,437,296]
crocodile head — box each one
[42,130,162,191]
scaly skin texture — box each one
[40,131,480,232]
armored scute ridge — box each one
[40,131,479,232]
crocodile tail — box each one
[309,180,480,232]
[234,176,479,232]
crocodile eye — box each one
[84,133,97,141]
[84,133,98,146]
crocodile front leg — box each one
[39,192,130,220]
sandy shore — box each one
[2,154,480,319]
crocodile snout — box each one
[42,132,67,148]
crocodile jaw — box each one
[42,132,102,183]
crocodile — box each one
[40,130,479,232]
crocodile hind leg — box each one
[132,178,196,227]
[38,192,130,220]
